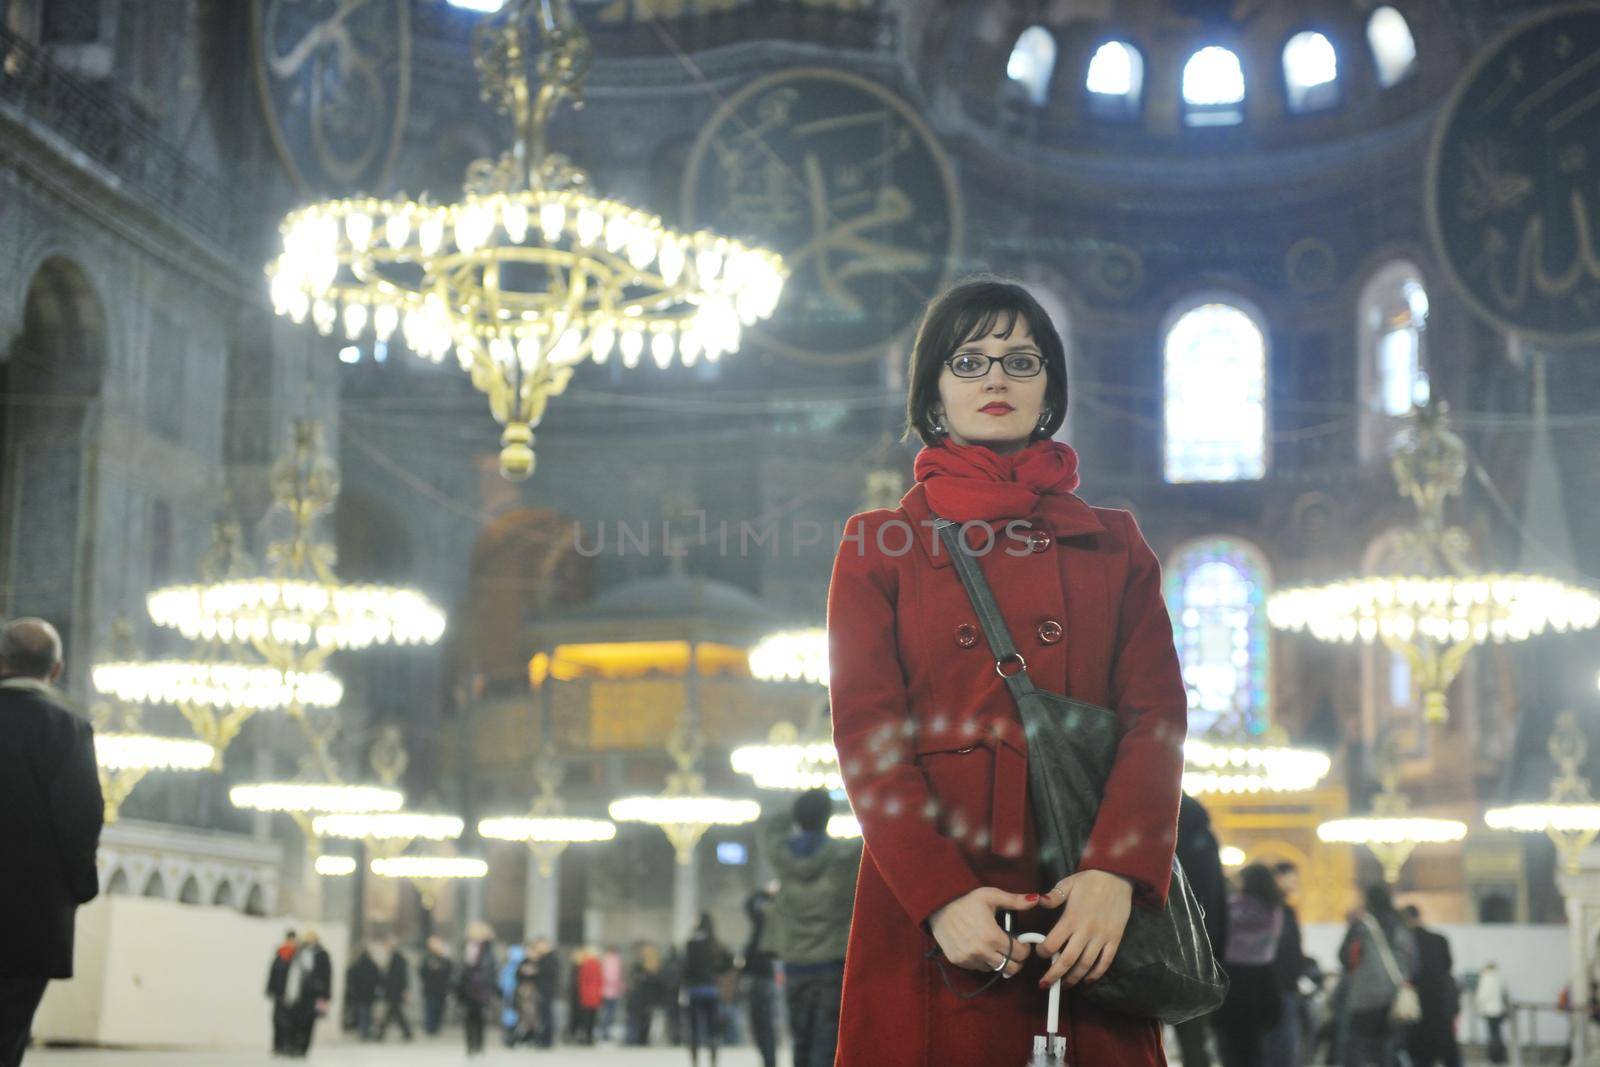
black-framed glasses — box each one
[944,352,1045,379]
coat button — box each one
[1028,530,1052,553]
[954,623,978,648]
[1037,620,1063,645]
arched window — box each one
[1007,26,1057,107]
[1367,6,1417,87]
[107,869,131,895]
[212,881,235,908]
[1183,46,1245,126]
[1283,31,1339,112]
[1358,261,1430,459]
[178,875,201,905]
[1086,39,1144,120]
[1163,538,1272,737]
[1163,300,1268,483]
[142,871,167,899]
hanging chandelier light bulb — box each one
[1270,402,1600,724]
[94,731,215,823]
[747,628,829,686]
[146,423,445,704]
[1182,734,1332,796]
[263,0,786,480]
[314,855,358,877]
[612,723,760,864]
[370,855,489,909]
[1315,736,1466,883]
[1485,710,1600,875]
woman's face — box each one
[933,319,1049,455]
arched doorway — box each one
[3,256,107,675]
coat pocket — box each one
[914,743,996,859]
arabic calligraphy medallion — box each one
[1428,5,1600,342]
[682,68,961,365]
[252,0,412,195]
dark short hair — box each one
[1238,863,1284,908]
[903,277,1069,447]
[1365,882,1395,916]
[792,788,835,834]
[1401,904,1421,922]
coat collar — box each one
[897,482,1105,570]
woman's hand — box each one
[928,887,1040,978]
[1034,870,1134,987]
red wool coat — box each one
[827,481,1188,1067]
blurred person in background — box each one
[1401,905,1460,1067]
[1171,794,1228,1067]
[600,945,625,1042]
[419,936,454,1036]
[1337,883,1417,1067]
[1214,864,1286,1067]
[283,930,332,1058]
[1265,862,1310,1066]
[1475,961,1508,1064]
[742,885,779,1067]
[344,942,382,1041]
[532,937,561,1047]
[683,913,734,1067]
[265,930,298,1057]
[374,935,413,1042]
[759,788,860,1067]
[575,945,604,1044]
[499,941,525,1045]
[458,922,498,1056]
[627,942,667,1045]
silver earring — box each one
[930,414,948,437]
[1036,410,1052,432]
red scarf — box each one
[913,439,1082,524]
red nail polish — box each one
[1038,979,1048,990]
[1026,893,1040,902]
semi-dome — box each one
[915,0,1469,168]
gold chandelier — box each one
[1316,736,1466,883]
[1485,710,1600,875]
[1182,732,1331,796]
[1269,403,1600,723]
[147,422,445,692]
[264,0,786,479]
[91,690,214,823]
[610,722,760,865]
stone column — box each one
[673,851,697,946]
[1558,845,1600,1065]
[525,850,560,941]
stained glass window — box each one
[1359,262,1429,459]
[1164,538,1271,737]
[1163,301,1267,483]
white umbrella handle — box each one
[1016,932,1060,1034]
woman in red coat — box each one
[827,279,1188,1066]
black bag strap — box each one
[932,515,1038,706]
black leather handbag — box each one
[934,517,1227,1025]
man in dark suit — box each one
[1403,904,1463,1067]
[0,618,104,1067]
